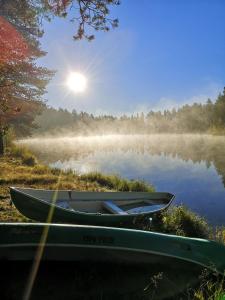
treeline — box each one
[33,88,225,136]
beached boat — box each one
[1,222,224,273]
[0,223,225,299]
[10,187,174,225]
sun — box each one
[66,72,87,93]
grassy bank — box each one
[0,146,154,222]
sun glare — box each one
[66,72,87,93]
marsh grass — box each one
[9,145,37,166]
[153,206,210,239]
[191,270,225,300]
[80,172,154,192]
[212,227,225,245]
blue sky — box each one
[39,0,225,115]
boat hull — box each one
[0,223,225,274]
[10,188,174,226]
[0,223,225,299]
[0,260,202,300]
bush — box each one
[152,206,210,239]
[22,153,37,166]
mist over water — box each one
[19,134,225,226]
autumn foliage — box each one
[0,16,28,64]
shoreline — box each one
[0,145,224,241]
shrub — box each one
[22,154,37,166]
[152,206,210,239]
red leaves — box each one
[0,16,29,64]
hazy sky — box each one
[39,0,225,115]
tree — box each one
[214,87,225,128]
[0,0,120,154]
[0,1,54,155]
[44,0,120,41]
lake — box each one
[19,134,225,227]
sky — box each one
[39,0,225,115]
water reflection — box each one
[19,134,225,226]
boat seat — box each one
[126,204,164,214]
[102,200,128,215]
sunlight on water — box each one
[19,134,225,226]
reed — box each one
[80,172,154,192]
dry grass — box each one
[0,154,107,222]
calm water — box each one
[19,134,225,226]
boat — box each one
[1,223,224,273]
[10,187,175,225]
[0,223,225,299]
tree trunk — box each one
[0,129,5,156]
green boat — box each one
[10,187,174,225]
[0,223,225,299]
[1,223,224,273]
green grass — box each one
[153,205,210,239]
